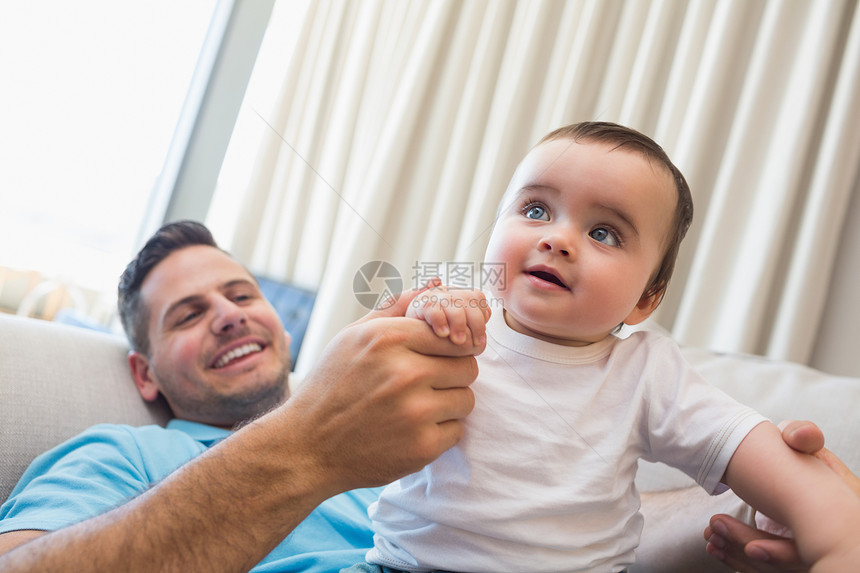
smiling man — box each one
[125,241,291,428]
[0,220,482,572]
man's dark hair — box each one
[118,220,219,355]
[540,121,694,306]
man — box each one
[0,221,482,571]
[0,221,854,572]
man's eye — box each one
[523,204,550,221]
[177,311,200,325]
[590,227,619,247]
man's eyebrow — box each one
[220,278,259,291]
[163,294,204,323]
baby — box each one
[349,122,860,573]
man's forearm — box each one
[0,411,326,573]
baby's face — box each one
[484,138,676,346]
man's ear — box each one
[128,351,161,402]
[623,287,664,327]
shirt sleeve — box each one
[640,336,769,494]
[0,424,195,534]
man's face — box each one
[483,138,676,346]
[132,245,291,428]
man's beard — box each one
[162,369,290,429]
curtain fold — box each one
[208,0,860,375]
[673,0,854,355]
[769,2,860,361]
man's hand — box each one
[704,420,860,572]
[704,514,806,573]
[281,285,484,497]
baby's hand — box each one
[407,282,491,346]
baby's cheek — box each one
[483,264,510,302]
[484,242,514,281]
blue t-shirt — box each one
[0,420,381,572]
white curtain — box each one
[208,0,860,376]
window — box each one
[0,1,216,323]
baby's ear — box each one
[624,286,664,326]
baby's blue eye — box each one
[590,227,618,246]
[524,204,549,221]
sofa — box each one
[1,312,858,572]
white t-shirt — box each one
[367,310,767,573]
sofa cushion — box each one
[0,314,171,503]
[636,346,860,492]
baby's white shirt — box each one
[367,310,766,572]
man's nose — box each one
[210,298,246,334]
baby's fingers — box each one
[438,302,469,344]
[462,296,489,347]
[421,303,453,339]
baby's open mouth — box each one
[529,270,568,289]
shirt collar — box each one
[167,419,232,447]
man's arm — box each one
[0,290,481,572]
[0,531,44,554]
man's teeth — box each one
[214,343,263,368]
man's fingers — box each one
[705,514,763,546]
[432,385,476,420]
[708,547,804,573]
[744,538,806,569]
[779,419,860,496]
[815,447,860,498]
[434,418,468,451]
[778,420,825,453]
[705,515,806,573]
[395,316,487,359]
